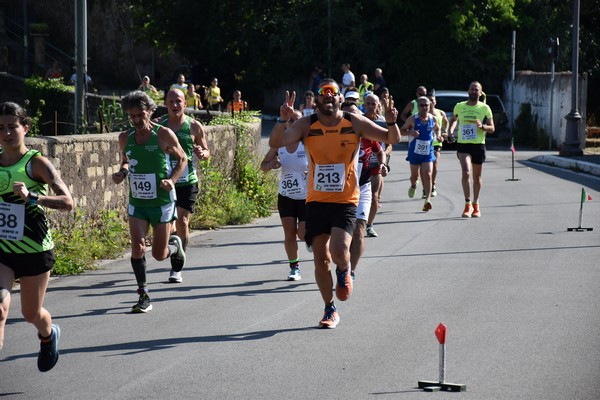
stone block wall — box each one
[24,121,261,218]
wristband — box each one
[386,122,396,126]
[120,167,129,177]
[28,192,39,205]
[277,119,288,124]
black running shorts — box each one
[0,249,55,279]
[456,143,486,165]
[305,202,356,246]
[277,194,306,221]
[175,183,199,213]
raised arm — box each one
[269,91,304,148]
[352,96,400,145]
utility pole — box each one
[510,31,515,140]
[74,0,88,134]
[549,37,559,150]
[22,0,29,76]
[560,0,583,156]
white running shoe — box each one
[287,266,301,281]
[168,270,182,283]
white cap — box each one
[345,91,359,100]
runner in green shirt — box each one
[112,91,188,313]
[448,81,495,218]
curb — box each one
[529,155,600,177]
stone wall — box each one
[24,121,261,218]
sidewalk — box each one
[528,153,600,177]
[476,137,600,178]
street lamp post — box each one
[74,0,88,134]
[560,0,583,156]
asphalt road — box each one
[1,143,599,399]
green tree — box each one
[127,0,599,117]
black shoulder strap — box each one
[310,113,319,125]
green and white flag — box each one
[581,188,593,203]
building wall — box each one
[24,122,261,219]
[504,71,588,149]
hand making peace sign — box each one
[382,95,398,124]
[279,91,296,121]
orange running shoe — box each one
[422,201,432,212]
[319,306,340,329]
[472,203,481,218]
[335,268,353,301]
[462,202,473,218]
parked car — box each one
[433,90,509,136]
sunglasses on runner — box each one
[317,85,340,96]
[418,103,430,108]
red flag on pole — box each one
[435,323,447,344]
[582,188,592,202]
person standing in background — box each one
[341,63,355,95]
[373,68,387,98]
[170,74,188,92]
[357,74,374,108]
[299,91,316,116]
[139,76,159,96]
[205,78,223,111]
[185,84,203,110]
[226,90,248,113]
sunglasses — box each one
[418,103,430,108]
[317,85,340,96]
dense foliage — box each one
[51,209,130,275]
[127,0,599,119]
[191,112,278,229]
[23,76,73,136]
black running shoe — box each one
[131,293,152,313]
[169,235,186,272]
[38,324,60,372]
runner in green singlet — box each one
[0,102,74,372]
[160,89,210,283]
[112,91,188,313]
